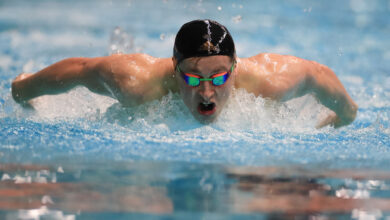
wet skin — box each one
[11,53,358,128]
[173,56,235,123]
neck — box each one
[157,57,179,93]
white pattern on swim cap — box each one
[204,20,212,54]
[215,26,226,53]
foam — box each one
[0,55,12,70]
[13,86,328,135]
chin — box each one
[195,115,217,124]
[195,116,217,124]
[193,109,220,124]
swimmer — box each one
[11,19,357,128]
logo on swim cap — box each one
[199,41,220,54]
[173,19,236,64]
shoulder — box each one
[235,53,313,97]
[89,53,169,80]
[92,54,175,104]
[249,53,308,68]
[93,53,159,69]
[235,53,303,80]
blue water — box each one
[0,0,390,219]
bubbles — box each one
[1,173,11,181]
[352,209,382,220]
[22,60,36,73]
[217,89,328,133]
[232,15,242,24]
[109,27,135,55]
[160,33,165,40]
[350,0,377,12]
[1,86,346,167]
[337,47,344,56]
[0,55,12,71]
[7,206,76,220]
[303,7,312,13]
[41,195,54,205]
[18,87,327,135]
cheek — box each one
[216,82,234,100]
[179,84,197,104]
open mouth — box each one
[197,102,216,115]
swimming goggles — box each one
[177,63,234,87]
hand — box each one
[316,111,341,129]
[316,106,357,129]
[12,73,33,104]
[13,73,33,83]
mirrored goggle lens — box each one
[186,76,200,86]
[212,73,229,86]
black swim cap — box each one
[173,19,236,64]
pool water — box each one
[0,0,389,219]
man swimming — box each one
[11,19,357,128]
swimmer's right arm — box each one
[11,57,112,104]
[236,54,358,128]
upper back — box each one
[95,54,177,106]
[234,53,310,98]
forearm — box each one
[308,62,358,127]
[12,58,92,103]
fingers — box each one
[12,73,33,104]
[315,112,338,129]
[13,73,33,82]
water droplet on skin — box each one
[264,53,271,63]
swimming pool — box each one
[0,0,389,219]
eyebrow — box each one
[181,66,230,76]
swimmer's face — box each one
[174,56,236,123]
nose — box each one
[198,81,215,101]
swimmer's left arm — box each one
[304,60,358,128]
[237,54,358,128]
